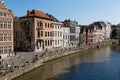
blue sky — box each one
[4,0,120,25]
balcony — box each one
[36,26,43,30]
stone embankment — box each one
[0,39,118,80]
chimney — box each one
[27,10,30,16]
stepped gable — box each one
[0,1,7,10]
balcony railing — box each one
[36,26,43,30]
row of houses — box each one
[0,1,112,58]
[80,21,111,45]
[12,9,112,52]
[14,10,81,52]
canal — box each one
[13,45,120,80]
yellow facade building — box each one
[14,9,53,52]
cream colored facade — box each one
[51,22,62,48]
[92,25,103,43]
[0,1,13,58]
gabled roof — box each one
[20,9,52,20]
[62,19,78,27]
[46,13,60,22]
[92,21,111,28]
[0,1,7,10]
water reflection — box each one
[14,45,120,80]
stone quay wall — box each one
[0,39,118,80]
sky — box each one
[4,0,120,25]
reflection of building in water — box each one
[0,0,14,58]
[105,46,111,57]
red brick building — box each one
[80,25,93,45]
[0,0,14,58]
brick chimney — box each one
[27,10,30,16]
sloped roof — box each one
[63,19,78,27]
[20,9,52,20]
[46,13,60,22]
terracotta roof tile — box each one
[20,9,52,20]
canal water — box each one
[14,45,120,80]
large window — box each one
[4,33,7,41]
[8,34,12,41]
[55,31,57,37]
[0,21,3,28]
[4,21,7,29]
[38,31,40,38]
[50,32,52,37]
[45,32,47,37]
[58,31,59,37]
[45,40,47,46]
[8,22,11,29]
[0,33,3,41]
[48,23,49,28]
[48,40,50,46]
[45,23,47,27]
[37,21,43,30]
[4,46,7,54]
[0,47,3,54]
[41,31,43,36]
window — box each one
[8,34,12,41]
[55,40,57,45]
[0,12,2,16]
[45,32,47,37]
[0,33,3,41]
[63,35,65,39]
[0,21,3,28]
[3,13,7,17]
[41,31,43,36]
[55,25,57,29]
[4,46,7,54]
[58,40,59,45]
[55,31,57,37]
[58,31,59,37]
[8,22,11,29]
[50,40,52,45]
[4,21,7,29]
[45,23,47,27]
[45,40,47,46]
[48,40,50,46]
[60,31,62,37]
[37,21,43,30]
[48,32,49,37]
[0,47,3,54]
[4,33,7,41]
[8,46,12,53]
[50,32,52,37]
[39,22,42,26]
[48,23,49,28]
[50,24,52,28]
[38,31,40,37]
